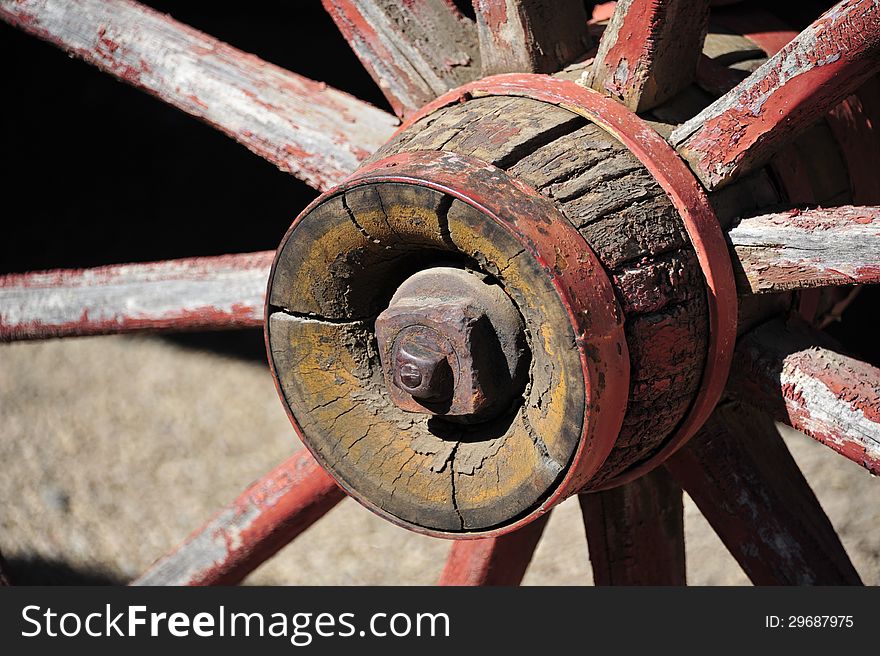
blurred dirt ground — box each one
[1,333,878,585]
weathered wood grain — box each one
[437,514,548,585]
[133,450,345,586]
[322,0,479,118]
[729,319,880,476]
[589,0,711,112]
[474,0,592,75]
[0,252,273,341]
[0,0,397,191]
[579,467,686,585]
[381,95,710,484]
[670,0,880,190]
[666,402,862,585]
[728,206,880,293]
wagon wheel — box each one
[1,0,878,586]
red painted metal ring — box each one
[402,74,738,489]
[267,149,630,537]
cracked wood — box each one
[729,318,880,476]
[589,0,711,112]
[666,402,861,585]
[728,206,880,293]
[670,0,880,190]
[322,0,480,118]
[473,0,592,75]
[0,0,397,191]
[379,95,709,482]
[579,467,686,585]
[0,252,274,341]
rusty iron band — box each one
[266,149,630,537]
[403,73,738,489]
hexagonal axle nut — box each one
[375,267,528,422]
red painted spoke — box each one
[437,514,549,586]
[473,0,592,75]
[666,403,862,585]
[133,450,345,586]
[670,0,880,190]
[0,0,397,192]
[589,0,711,112]
[0,252,274,341]
[579,468,686,585]
[322,0,479,118]
[714,7,880,207]
[727,206,880,294]
[729,319,880,476]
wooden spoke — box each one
[133,450,345,586]
[666,402,862,585]
[729,318,880,476]
[589,0,711,112]
[670,0,880,190]
[437,514,549,586]
[473,0,592,76]
[0,252,274,341]
[322,1,480,118]
[728,206,880,294]
[0,0,397,192]
[579,468,686,585]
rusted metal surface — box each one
[666,402,862,585]
[322,0,479,118]
[728,206,880,294]
[133,450,345,586]
[375,267,527,421]
[399,74,737,488]
[589,0,711,112]
[729,319,880,476]
[0,252,273,341]
[580,467,686,585]
[670,0,880,191]
[268,149,629,536]
[473,0,592,75]
[437,513,548,585]
[0,0,397,192]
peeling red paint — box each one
[322,0,479,118]
[671,0,880,190]
[400,75,737,489]
[133,450,345,585]
[0,252,274,341]
[438,513,548,585]
[667,404,862,585]
[730,319,880,477]
[0,0,397,192]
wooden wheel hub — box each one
[5,0,880,587]
[266,149,630,536]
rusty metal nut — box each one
[375,267,528,422]
[392,327,455,402]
